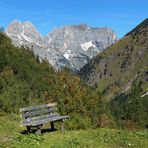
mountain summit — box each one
[6,20,117,70]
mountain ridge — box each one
[126,18,148,36]
[80,18,148,99]
[5,20,117,71]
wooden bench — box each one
[20,103,69,134]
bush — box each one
[65,113,92,130]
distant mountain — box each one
[6,20,117,71]
[80,18,148,99]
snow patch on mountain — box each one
[81,41,99,53]
[64,53,70,60]
[21,30,32,42]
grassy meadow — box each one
[0,114,148,148]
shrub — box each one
[65,113,92,130]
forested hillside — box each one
[0,31,54,112]
[0,31,108,129]
[0,17,148,130]
[80,18,148,128]
[80,18,148,99]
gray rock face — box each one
[6,20,117,71]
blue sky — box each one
[0,0,147,38]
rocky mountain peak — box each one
[6,20,43,45]
[6,20,118,71]
[71,24,90,30]
[6,20,22,35]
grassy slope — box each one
[80,19,148,100]
[0,114,148,148]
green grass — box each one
[0,114,148,148]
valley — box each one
[0,16,148,148]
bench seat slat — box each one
[23,114,58,123]
[22,108,55,118]
[22,115,69,126]
[20,103,57,112]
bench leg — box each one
[50,122,55,131]
[36,124,42,135]
[26,126,31,133]
[61,120,64,133]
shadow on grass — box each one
[21,128,57,135]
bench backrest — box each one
[20,103,57,125]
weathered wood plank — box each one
[20,103,57,112]
[20,103,69,133]
[23,114,58,123]
[22,108,55,118]
[23,115,69,126]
